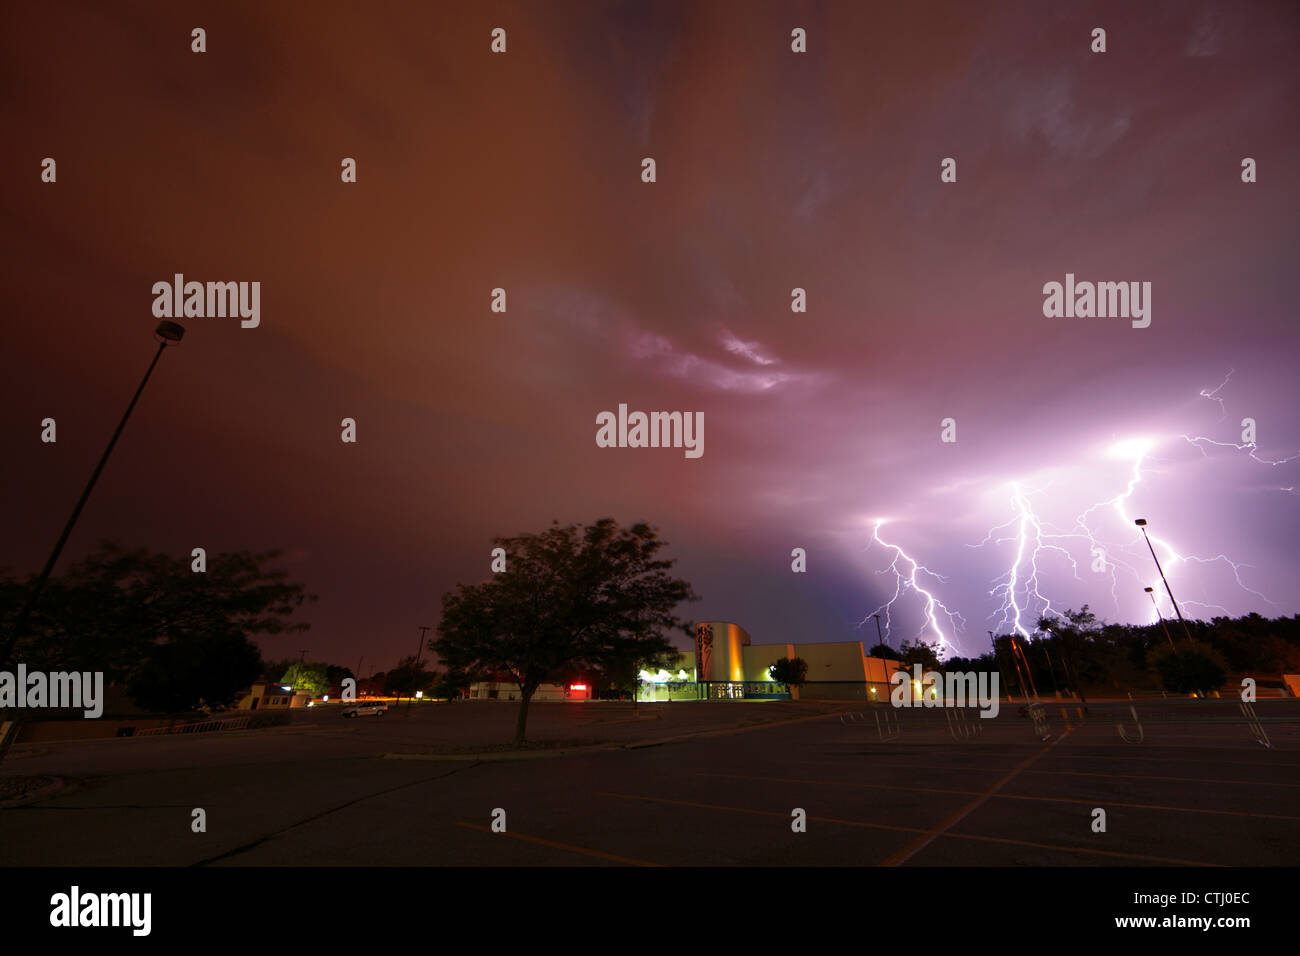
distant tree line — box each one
[879,607,1300,697]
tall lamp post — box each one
[1144,586,1177,652]
[1008,633,1038,701]
[2,320,185,665]
[414,625,431,669]
[0,320,185,762]
[1134,519,1193,643]
[406,625,432,713]
[990,630,1014,704]
[872,614,887,701]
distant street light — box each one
[1144,586,1177,652]
[872,614,887,699]
[407,625,432,714]
[1134,519,1193,643]
[1008,633,1038,701]
[414,625,431,669]
[990,629,1014,704]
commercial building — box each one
[235,680,312,710]
[461,623,901,703]
[637,621,898,702]
[467,681,593,702]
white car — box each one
[341,701,388,718]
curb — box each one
[623,709,841,749]
[382,743,623,762]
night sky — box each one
[3,1,1297,670]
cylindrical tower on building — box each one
[694,622,751,683]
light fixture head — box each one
[155,320,186,344]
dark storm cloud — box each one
[2,0,1295,667]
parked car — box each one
[341,701,388,718]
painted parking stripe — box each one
[598,788,1217,866]
[456,821,664,867]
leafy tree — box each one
[127,629,263,713]
[868,643,900,660]
[325,664,356,691]
[896,638,943,672]
[6,543,312,672]
[281,661,329,697]
[261,657,297,684]
[2,542,314,713]
[769,656,808,689]
[435,519,698,743]
[383,657,436,699]
[600,646,682,711]
[431,670,470,700]
[1147,640,1229,696]
[942,653,998,675]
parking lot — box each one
[1,698,1296,866]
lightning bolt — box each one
[1180,437,1300,468]
[968,481,1085,637]
[1183,368,1300,470]
[862,372,1290,644]
[1198,368,1233,421]
[862,520,967,655]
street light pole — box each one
[1039,639,1061,698]
[407,625,432,714]
[1144,586,1177,652]
[1135,519,1193,643]
[990,630,1014,704]
[414,625,431,668]
[872,614,887,700]
[0,320,185,764]
[2,321,186,667]
[1009,633,1038,701]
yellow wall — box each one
[792,641,871,681]
[744,643,793,681]
[865,656,899,683]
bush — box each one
[770,657,808,686]
[1147,640,1229,696]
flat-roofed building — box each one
[632,623,899,701]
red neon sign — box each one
[570,684,587,691]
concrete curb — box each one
[0,776,69,808]
[381,743,622,762]
[622,709,841,749]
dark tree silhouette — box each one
[770,656,809,690]
[435,519,698,743]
